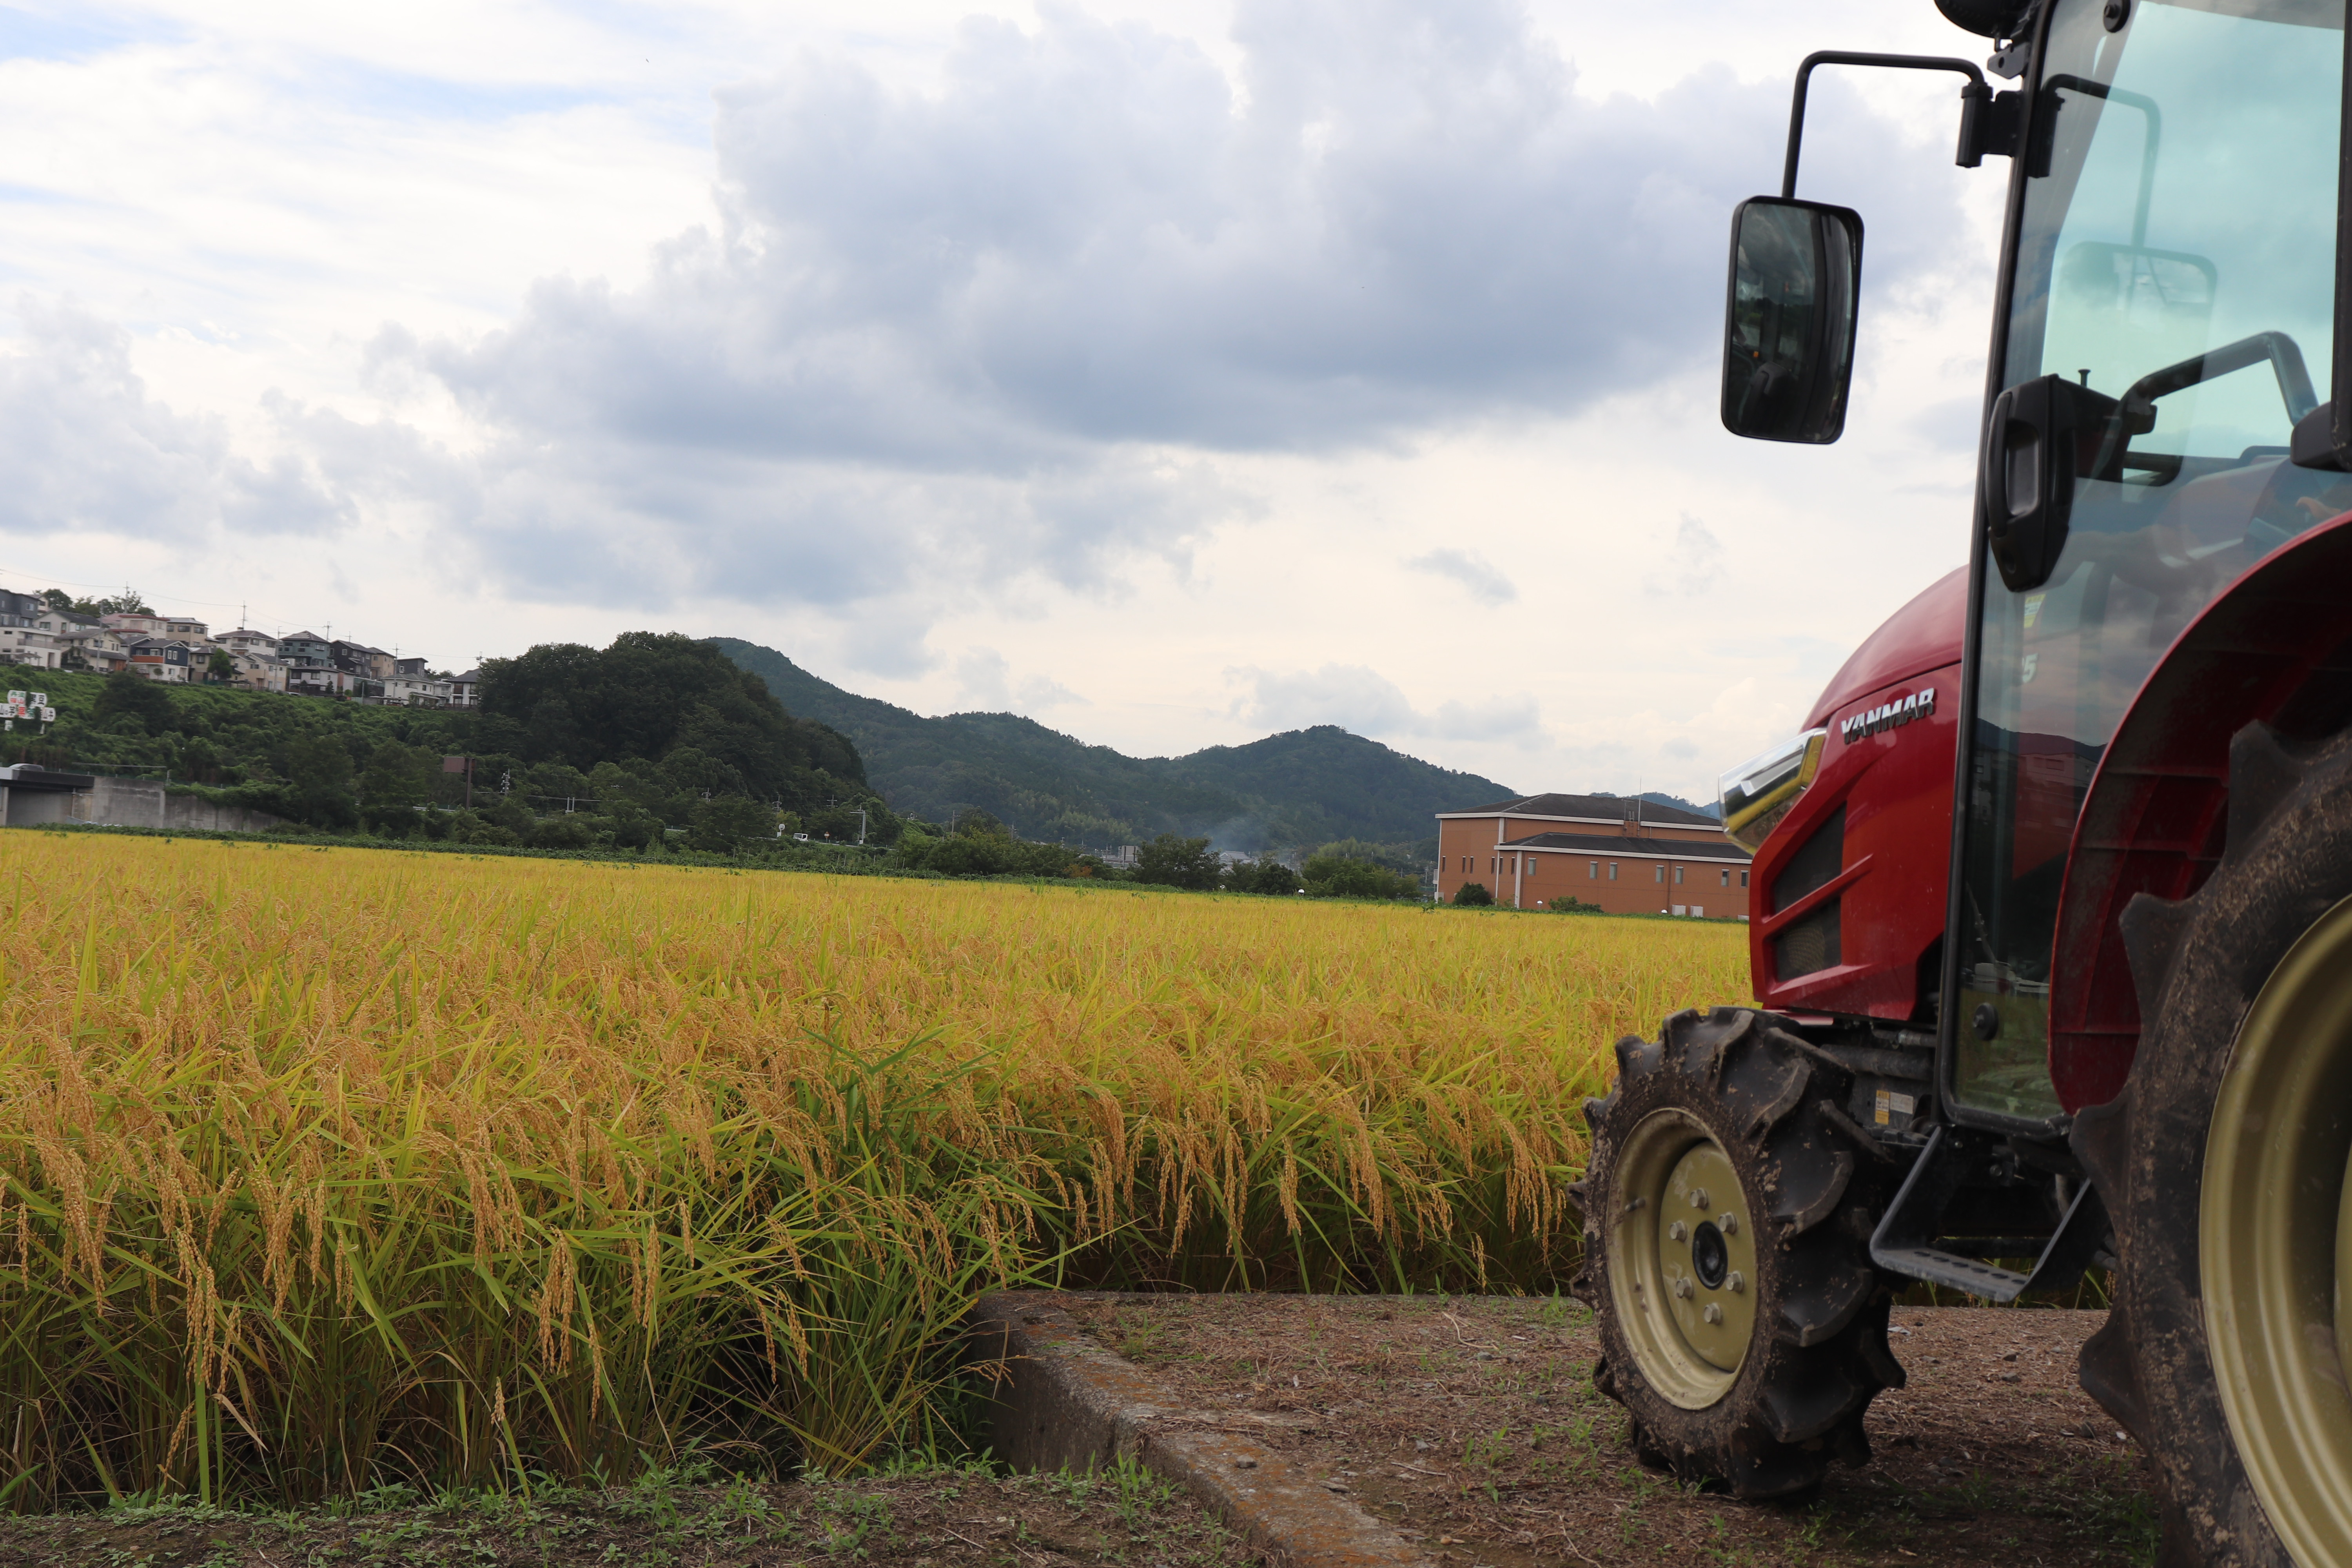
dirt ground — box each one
[0,1465,1254,1568]
[1061,1294,2158,1568]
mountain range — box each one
[713,639,1714,854]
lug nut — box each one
[1673,1278,1694,1299]
[1690,1188,1710,1210]
[1727,1272,1746,1294]
[1703,1304,1724,1325]
[1668,1221,1688,1241]
[1720,1214,1739,1236]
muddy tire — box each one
[2074,721,2352,1568]
[1571,1006,1902,1498]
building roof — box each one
[1507,830,1751,862]
[1441,792,1721,829]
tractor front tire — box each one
[2076,720,2352,1568]
[1572,1007,1902,1498]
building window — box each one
[1588,861,1598,879]
[1609,862,1618,880]
[1654,864,1665,884]
[1720,869,1730,886]
[1674,866,1684,885]
[1740,871,1750,888]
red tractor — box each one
[1573,3,2352,1563]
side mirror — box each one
[1722,197,1865,444]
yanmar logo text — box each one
[1840,688,1936,744]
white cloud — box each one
[1404,547,1514,605]
[1228,662,1538,745]
[1644,514,1724,598]
[0,299,352,544]
[952,645,1087,712]
[355,0,1968,621]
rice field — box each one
[0,834,1747,1507]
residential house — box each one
[33,610,126,673]
[218,628,278,659]
[1434,793,1753,916]
[102,611,171,640]
[332,641,395,682]
[127,639,196,683]
[382,673,453,707]
[0,627,65,668]
[448,669,482,708]
[227,649,287,693]
[278,632,332,669]
[0,589,43,627]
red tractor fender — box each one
[2049,508,2352,1113]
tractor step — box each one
[1869,1125,2109,1303]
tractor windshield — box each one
[1957,0,2347,1119]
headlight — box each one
[1719,728,1827,852]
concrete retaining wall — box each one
[4,777,284,834]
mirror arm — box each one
[1782,52,1991,200]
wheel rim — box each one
[1608,1108,1758,1409]
[2203,891,2352,1566]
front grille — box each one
[1775,898,1842,979]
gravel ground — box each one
[0,1465,1256,1568]
[1061,1294,2159,1568]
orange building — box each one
[1435,793,1753,917]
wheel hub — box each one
[1607,1110,1759,1406]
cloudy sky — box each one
[0,0,2007,801]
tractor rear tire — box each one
[2075,720,2352,1568]
[1572,1007,1902,1498]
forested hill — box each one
[710,638,1515,853]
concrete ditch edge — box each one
[969,1291,1429,1568]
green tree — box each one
[687,794,777,853]
[1308,837,1421,875]
[92,671,174,735]
[601,797,661,850]
[285,732,359,830]
[1224,857,1302,895]
[478,632,865,812]
[924,835,1018,876]
[1302,854,1419,900]
[1451,881,1495,907]
[359,742,433,835]
[205,648,235,684]
[1134,833,1221,891]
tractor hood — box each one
[1802,567,1967,730]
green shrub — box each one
[1225,857,1302,895]
[1303,853,1420,900]
[1452,880,1495,907]
[687,793,779,853]
[1134,833,1221,891]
